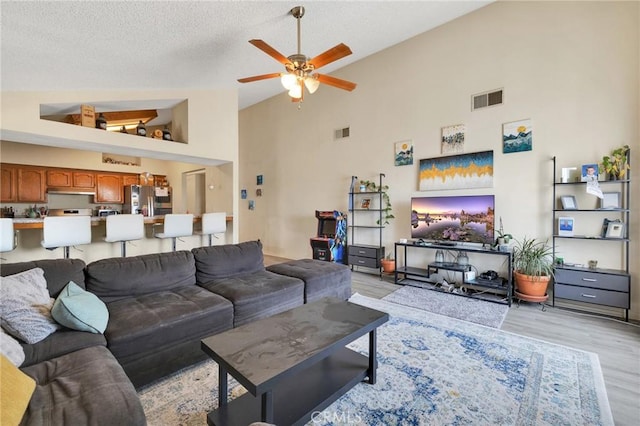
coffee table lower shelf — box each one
[207,347,369,426]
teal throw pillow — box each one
[51,281,109,334]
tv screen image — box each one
[411,195,495,244]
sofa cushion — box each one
[105,286,233,363]
[267,259,352,303]
[0,354,35,426]
[0,268,60,344]
[199,270,304,327]
[1,328,25,367]
[20,345,146,426]
[52,281,109,334]
[20,329,107,368]
[0,259,86,298]
[85,250,196,303]
[193,240,264,283]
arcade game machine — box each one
[310,210,347,263]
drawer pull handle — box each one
[581,278,597,282]
[358,260,365,264]
[358,250,366,254]
[580,293,597,298]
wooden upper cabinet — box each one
[122,174,139,187]
[95,173,123,203]
[17,167,46,202]
[1,165,18,202]
[73,171,95,189]
[47,170,72,187]
[47,170,95,189]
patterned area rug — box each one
[139,294,613,426]
[382,284,509,328]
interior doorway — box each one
[183,169,206,215]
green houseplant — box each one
[381,252,395,273]
[359,180,394,225]
[600,144,630,180]
[512,237,554,297]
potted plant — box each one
[495,217,512,245]
[512,237,554,297]
[600,144,630,180]
[359,180,395,225]
[381,253,396,273]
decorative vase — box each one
[514,271,550,296]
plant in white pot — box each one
[512,237,554,297]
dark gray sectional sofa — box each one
[1,240,351,425]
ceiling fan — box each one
[237,6,357,103]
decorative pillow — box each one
[0,354,36,426]
[51,281,109,334]
[0,328,25,367]
[0,268,60,344]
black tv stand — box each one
[394,241,513,306]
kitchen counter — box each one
[10,215,233,230]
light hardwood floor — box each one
[264,256,640,425]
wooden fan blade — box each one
[316,74,357,91]
[238,73,281,83]
[308,43,352,69]
[248,39,290,65]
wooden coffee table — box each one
[201,297,389,426]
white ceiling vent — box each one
[334,126,350,140]
[472,89,503,111]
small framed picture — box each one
[560,195,578,210]
[361,198,371,209]
[257,175,263,185]
[605,221,625,238]
[558,216,574,236]
[581,164,598,182]
[600,192,620,209]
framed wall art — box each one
[394,140,413,166]
[605,221,625,238]
[419,150,493,191]
[502,119,532,153]
[441,124,465,154]
[558,216,574,236]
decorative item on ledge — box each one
[136,120,147,137]
[600,144,630,180]
[95,113,107,130]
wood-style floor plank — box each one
[264,256,640,425]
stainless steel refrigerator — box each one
[123,185,172,216]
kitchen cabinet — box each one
[1,165,18,202]
[17,166,47,202]
[123,174,139,186]
[47,170,95,189]
[95,173,123,203]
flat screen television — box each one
[411,195,495,244]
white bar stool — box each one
[199,212,226,246]
[0,218,17,255]
[154,214,193,251]
[104,214,145,257]
[41,216,92,258]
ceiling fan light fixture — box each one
[304,76,320,94]
[280,72,297,90]
[288,84,302,99]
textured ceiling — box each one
[1,1,492,111]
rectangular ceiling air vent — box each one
[472,89,503,111]
[334,126,350,140]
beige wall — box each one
[239,2,639,318]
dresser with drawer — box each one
[553,266,630,320]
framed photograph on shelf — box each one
[605,221,625,238]
[361,198,372,209]
[558,216,575,236]
[581,164,598,182]
[560,195,578,210]
[600,192,621,209]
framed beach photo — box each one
[605,221,625,238]
[560,195,577,210]
[600,192,621,209]
[558,216,574,236]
